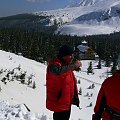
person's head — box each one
[58,45,74,64]
[117,54,120,70]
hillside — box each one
[0,14,57,34]
[0,50,112,120]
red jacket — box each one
[46,57,79,112]
[93,70,120,120]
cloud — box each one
[26,0,51,3]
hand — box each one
[76,98,80,107]
[74,96,80,107]
[74,60,82,69]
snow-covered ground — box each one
[0,50,112,120]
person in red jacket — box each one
[92,54,120,120]
[46,45,82,120]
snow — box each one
[33,0,120,36]
[0,50,112,120]
[0,101,50,120]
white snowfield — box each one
[0,50,111,120]
[34,0,120,36]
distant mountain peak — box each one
[78,0,101,6]
[66,0,103,8]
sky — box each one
[0,0,79,17]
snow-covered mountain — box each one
[66,0,101,8]
[34,0,120,36]
[78,0,101,6]
[0,50,112,120]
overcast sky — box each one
[0,0,79,17]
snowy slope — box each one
[66,0,101,8]
[78,0,102,6]
[33,0,120,36]
[0,50,51,120]
[0,50,112,120]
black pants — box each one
[53,110,71,120]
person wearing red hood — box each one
[46,45,82,120]
[92,54,120,120]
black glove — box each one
[92,114,101,120]
[76,98,80,107]
[73,96,80,107]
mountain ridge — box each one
[0,0,120,36]
[34,0,120,36]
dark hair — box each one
[58,45,74,58]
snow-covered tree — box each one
[97,58,101,69]
[91,83,95,89]
[0,68,3,74]
[87,61,94,74]
[0,86,2,92]
[111,60,117,74]
[78,87,82,95]
[20,72,26,84]
[32,81,36,89]
[87,102,92,107]
[77,79,81,84]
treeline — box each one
[0,28,120,63]
[0,14,58,34]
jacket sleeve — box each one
[92,84,106,120]
[48,64,75,75]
